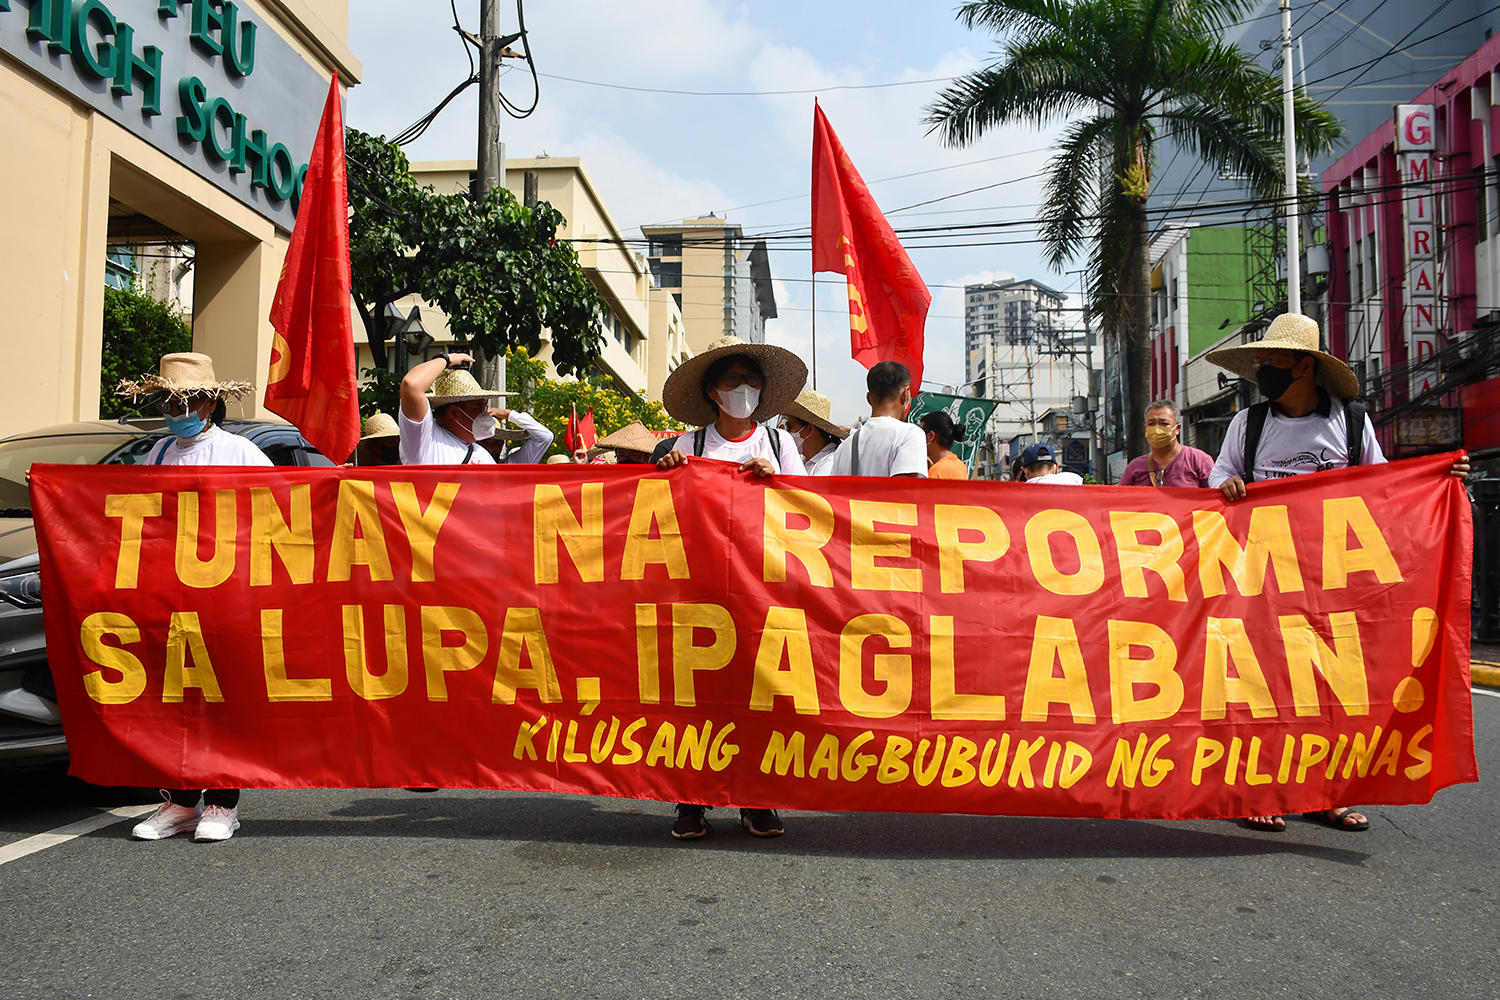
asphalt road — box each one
[2,695,1497,1000]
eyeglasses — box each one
[714,372,763,390]
[156,399,192,417]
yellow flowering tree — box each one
[505,348,683,457]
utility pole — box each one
[477,0,506,200]
[1280,0,1301,314]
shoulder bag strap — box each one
[152,438,173,465]
[461,443,475,465]
[694,426,708,457]
[850,428,862,476]
[1345,401,1366,468]
[766,423,781,464]
[1242,402,1271,485]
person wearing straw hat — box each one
[780,389,848,476]
[115,353,268,843]
[656,335,805,840]
[1207,313,1468,834]
[595,420,663,465]
[656,335,808,480]
[356,412,402,466]
[399,352,553,466]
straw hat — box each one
[117,352,253,401]
[661,335,807,426]
[426,366,510,406]
[596,420,664,454]
[1206,313,1359,400]
[545,453,574,464]
[782,389,849,440]
[362,413,399,440]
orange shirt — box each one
[928,456,968,480]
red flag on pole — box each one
[564,405,598,453]
[265,72,359,463]
[579,407,597,449]
[565,403,580,453]
[810,101,931,392]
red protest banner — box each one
[31,455,1475,819]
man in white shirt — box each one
[1019,443,1083,485]
[656,334,810,839]
[830,362,927,478]
[399,352,552,465]
[1206,312,1469,833]
[780,389,847,476]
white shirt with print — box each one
[668,422,806,475]
[150,426,272,467]
[1208,395,1386,487]
[829,416,928,477]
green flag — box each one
[907,392,999,477]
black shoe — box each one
[672,804,711,839]
[738,808,784,837]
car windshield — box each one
[0,432,149,512]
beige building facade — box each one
[0,0,360,440]
[641,218,776,354]
[390,158,691,402]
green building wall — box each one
[1185,227,1259,357]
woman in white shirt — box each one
[115,353,270,844]
[780,389,848,476]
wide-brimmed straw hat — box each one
[362,413,399,440]
[426,366,510,406]
[545,453,574,464]
[661,335,807,426]
[1207,313,1359,400]
[596,420,663,454]
[782,389,849,440]
[117,352,253,401]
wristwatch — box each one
[437,351,452,368]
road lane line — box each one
[1474,687,1500,699]
[0,805,156,867]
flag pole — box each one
[811,272,817,390]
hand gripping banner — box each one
[31,454,1476,819]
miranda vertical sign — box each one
[1396,104,1438,395]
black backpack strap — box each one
[766,423,781,465]
[850,428,862,476]
[649,437,675,465]
[1242,402,1271,484]
[694,426,708,456]
[461,443,475,465]
[1345,400,1366,468]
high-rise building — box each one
[641,218,777,352]
[963,278,1067,384]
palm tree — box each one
[924,0,1341,459]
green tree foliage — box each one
[504,348,682,457]
[924,0,1342,457]
[99,284,193,418]
[358,366,402,419]
[346,129,605,378]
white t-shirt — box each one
[150,426,272,467]
[668,422,806,476]
[1025,471,1084,486]
[830,416,928,477]
[400,408,495,465]
[804,439,841,476]
[1208,395,1386,487]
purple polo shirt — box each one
[1120,446,1216,488]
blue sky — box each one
[347,1,1076,424]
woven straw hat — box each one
[545,453,574,464]
[596,420,663,454]
[426,366,509,406]
[362,413,399,440]
[661,336,807,426]
[1207,313,1359,400]
[782,389,849,440]
[117,352,253,401]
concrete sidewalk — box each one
[1470,642,1500,687]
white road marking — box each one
[0,804,156,867]
[1474,687,1500,700]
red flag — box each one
[579,407,597,450]
[811,101,931,392]
[565,403,580,453]
[265,72,359,463]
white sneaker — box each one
[193,805,240,842]
[131,798,201,840]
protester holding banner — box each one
[920,411,968,480]
[1018,443,1082,485]
[830,362,927,478]
[115,353,270,843]
[1207,312,1468,831]
[354,413,402,467]
[656,336,808,480]
[657,335,807,838]
[399,353,552,466]
[780,390,847,476]
[595,421,663,466]
[1120,400,1213,487]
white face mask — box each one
[467,410,497,441]
[718,384,760,420]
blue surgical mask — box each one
[164,411,207,439]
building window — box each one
[1170,278,1178,313]
[105,246,136,289]
[649,235,682,258]
[650,260,682,288]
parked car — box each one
[0,419,334,770]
